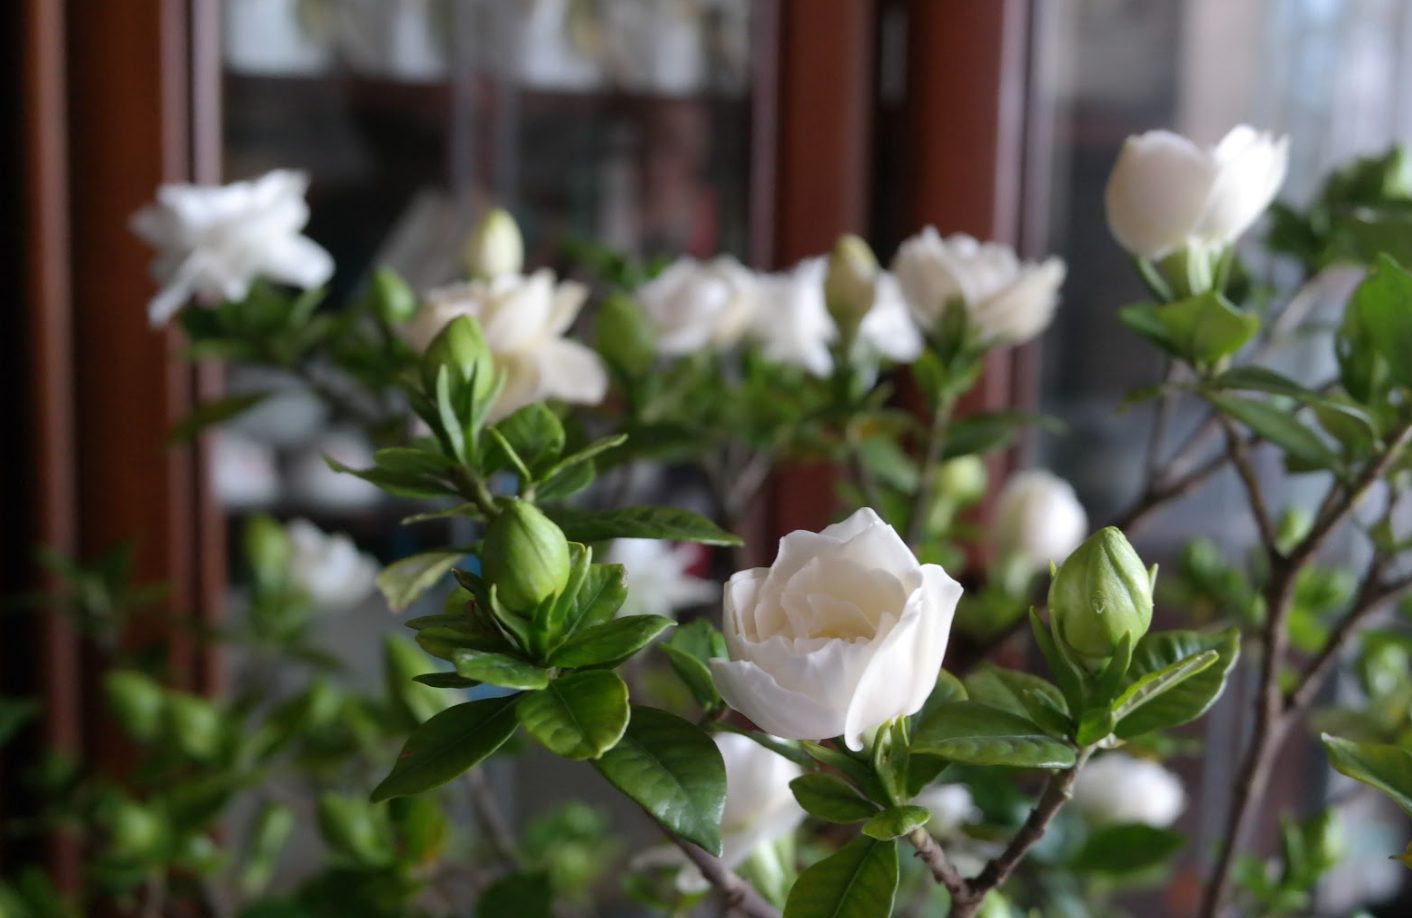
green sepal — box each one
[861,806,931,841]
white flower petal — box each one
[711,658,849,742]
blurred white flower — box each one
[131,169,333,327]
[1072,753,1186,828]
[891,229,1065,347]
[746,258,838,377]
[1105,125,1289,260]
[408,270,608,422]
[636,256,757,355]
[824,236,924,364]
[603,539,717,619]
[994,470,1088,569]
[856,272,925,363]
[913,783,980,838]
[285,519,379,611]
[288,429,383,512]
[210,432,280,510]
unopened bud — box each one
[825,234,879,331]
[104,671,166,742]
[1048,527,1153,667]
[367,267,418,325]
[936,455,988,507]
[465,207,524,280]
[420,314,496,406]
[480,500,571,613]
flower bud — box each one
[1047,527,1153,666]
[104,671,166,742]
[824,234,879,332]
[464,207,524,280]
[480,499,571,613]
[936,455,988,506]
[420,314,497,406]
[367,267,418,325]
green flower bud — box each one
[101,797,167,862]
[825,234,879,332]
[420,314,497,405]
[243,515,289,591]
[480,499,571,613]
[165,692,225,762]
[464,207,524,280]
[935,455,988,506]
[1047,527,1153,667]
[595,293,657,380]
[104,671,166,742]
[366,267,418,325]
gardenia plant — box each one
[21,123,1412,918]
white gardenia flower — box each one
[1105,125,1289,260]
[604,539,718,619]
[856,272,925,363]
[994,470,1088,568]
[1072,753,1186,828]
[891,229,1065,347]
[131,169,334,327]
[712,507,963,750]
[636,256,757,355]
[407,270,608,422]
[285,519,379,611]
[913,783,980,839]
[746,257,838,377]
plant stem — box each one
[466,768,522,869]
[906,393,957,549]
[667,834,782,918]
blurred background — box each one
[5,1,1412,915]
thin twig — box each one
[667,834,782,918]
[466,769,522,869]
[1145,359,1179,477]
[1219,416,1279,551]
[905,827,967,899]
[1108,450,1229,537]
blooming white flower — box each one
[1105,125,1289,260]
[994,470,1088,569]
[131,169,334,327]
[285,519,379,611]
[891,229,1065,347]
[407,270,608,422]
[914,783,980,839]
[1072,753,1186,828]
[745,258,838,377]
[636,256,757,355]
[857,272,925,363]
[603,539,718,619]
[712,507,963,750]
[635,732,805,893]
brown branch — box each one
[466,769,523,869]
[906,827,968,900]
[1109,449,1229,538]
[668,834,782,918]
[1219,416,1279,551]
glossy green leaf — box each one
[549,505,744,546]
[385,635,457,725]
[487,404,564,476]
[1322,734,1412,817]
[803,743,888,803]
[1351,254,1412,387]
[535,458,597,503]
[547,615,676,668]
[1116,628,1240,739]
[782,836,898,918]
[789,773,880,824]
[862,806,930,841]
[593,706,726,855]
[371,696,519,802]
[563,563,628,634]
[1211,366,1318,399]
[911,701,1076,769]
[964,665,1069,721]
[1072,823,1184,875]
[516,671,629,760]
[324,455,454,501]
[1205,393,1339,472]
[453,649,549,691]
[1158,292,1260,364]
[377,551,464,612]
[1111,649,1219,723]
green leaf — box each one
[385,635,457,725]
[1074,707,1116,747]
[371,447,458,477]
[562,563,628,634]
[1072,823,1184,875]
[1030,609,1086,716]
[453,649,549,691]
[660,644,722,713]
[542,434,629,482]
[782,836,898,918]
[488,404,565,476]
[411,672,479,689]
[873,719,910,805]
[1351,254,1412,387]
[1322,734,1412,817]
[317,793,391,865]
[803,743,888,803]
[1205,393,1339,473]
[1154,293,1260,365]
[789,773,881,824]
[517,671,629,760]
[1211,366,1319,400]
[862,806,930,841]
[377,551,464,612]
[371,696,519,802]
[964,665,1069,722]
[486,428,534,483]
[168,392,269,444]
[593,706,726,855]
[547,615,675,669]
[1115,628,1240,739]
[241,803,295,896]
[535,458,597,503]
[911,701,1076,769]
[476,870,554,918]
[1111,649,1219,723]
[548,506,743,547]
